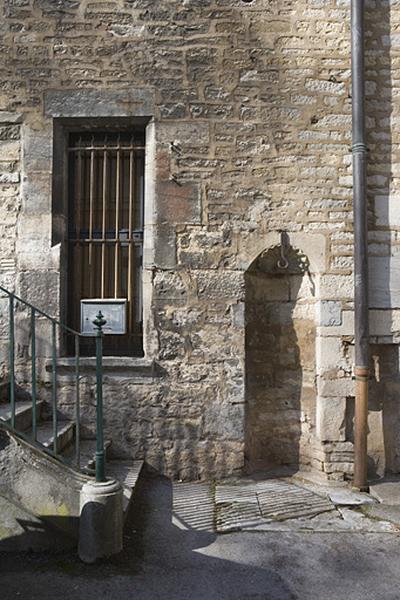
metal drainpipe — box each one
[351,0,369,492]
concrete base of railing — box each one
[78,479,123,563]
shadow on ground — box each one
[0,472,296,600]
[1,473,400,600]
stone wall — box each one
[0,0,399,481]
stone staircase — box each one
[0,394,144,552]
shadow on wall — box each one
[364,345,400,480]
[364,1,399,479]
[244,239,316,475]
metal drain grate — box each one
[173,483,215,532]
[215,480,335,532]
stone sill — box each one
[46,357,161,379]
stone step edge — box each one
[106,459,145,521]
[0,400,45,431]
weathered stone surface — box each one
[0,0,398,483]
[316,397,346,442]
[44,89,155,118]
[318,301,342,327]
[327,489,375,506]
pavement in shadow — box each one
[1,473,400,600]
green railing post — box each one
[51,321,58,454]
[31,308,37,441]
[9,295,15,428]
[75,335,81,468]
[0,284,87,464]
[93,311,106,483]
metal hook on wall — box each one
[277,231,289,270]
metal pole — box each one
[51,321,58,454]
[31,308,37,442]
[351,0,369,491]
[75,335,81,468]
[93,311,106,482]
[9,295,15,428]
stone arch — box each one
[242,233,325,475]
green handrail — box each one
[0,284,106,480]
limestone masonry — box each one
[0,0,399,481]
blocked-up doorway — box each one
[244,242,316,474]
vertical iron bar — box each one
[76,147,83,329]
[101,149,107,298]
[31,308,37,441]
[351,0,369,491]
[76,147,83,238]
[52,321,57,454]
[9,295,15,428]
[114,141,121,298]
[75,335,81,468]
[89,145,95,297]
[94,312,106,482]
[128,149,134,332]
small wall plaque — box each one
[81,299,127,336]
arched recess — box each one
[243,233,325,475]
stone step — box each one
[0,400,45,432]
[0,381,31,403]
[106,460,145,518]
[36,421,75,454]
[61,438,112,473]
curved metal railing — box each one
[0,284,106,481]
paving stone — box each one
[369,481,400,506]
[338,508,398,532]
[328,489,376,506]
[362,504,400,527]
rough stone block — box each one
[0,172,19,184]
[318,377,354,397]
[316,396,347,442]
[204,402,245,440]
[22,126,52,172]
[197,271,245,301]
[156,179,201,225]
[0,112,22,124]
[44,89,155,118]
[318,274,353,300]
[0,140,20,161]
[156,122,210,146]
[153,224,176,269]
[316,336,342,374]
[324,461,354,474]
[17,270,59,315]
[21,171,52,213]
[317,310,354,337]
[318,300,342,326]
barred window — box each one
[67,131,145,356]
